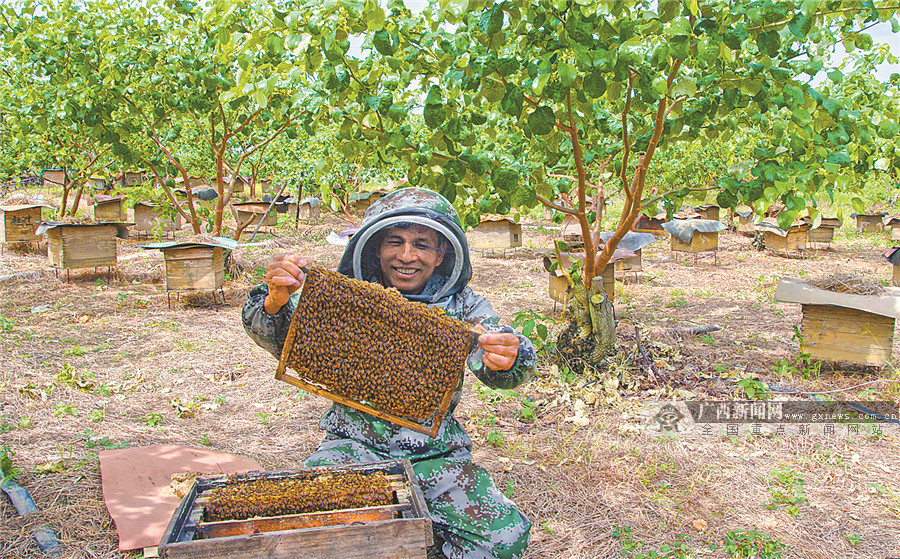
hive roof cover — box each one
[754,217,809,237]
[774,277,900,320]
[662,219,726,244]
[99,445,260,551]
[140,236,238,251]
[598,231,656,252]
[35,221,132,238]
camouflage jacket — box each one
[242,274,535,461]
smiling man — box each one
[243,188,535,559]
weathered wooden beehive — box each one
[158,460,432,559]
[41,168,67,189]
[297,197,320,220]
[543,252,618,305]
[163,246,224,291]
[256,177,273,193]
[775,278,900,367]
[853,212,887,233]
[735,210,756,236]
[351,190,389,213]
[133,201,181,234]
[223,176,247,194]
[598,231,656,273]
[469,215,522,250]
[0,204,47,244]
[121,170,145,187]
[560,219,584,249]
[37,222,128,270]
[633,212,668,236]
[663,219,725,254]
[695,204,720,221]
[756,218,809,252]
[93,195,126,222]
[801,216,842,244]
[885,247,900,287]
[884,216,900,241]
[86,175,108,190]
[232,202,277,228]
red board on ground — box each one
[99,445,260,551]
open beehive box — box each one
[276,267,472,437]
[158,459,432,559]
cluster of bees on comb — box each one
[281,267,471,420]
[203,470,393,522]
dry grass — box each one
[807,273,886,296]
[1,215,899,559]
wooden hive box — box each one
[225,176,246,194]
[122,170,145,186]
[544,254,615,305]
[735,211,755,236]
[232,203,277,228]
[86,175,107,190]
[800,216,840,244]
[775,278,900,367]
[634,214,667,236]
[93,197,126,222]
[695,204,720,221]
[763,225,808,251]
[41,168,66,189]
[671,230,718,253]
[45,224,118,269]
[187,176,206,188]
[469,216,522,250]
[159,459,432,559]
[884,217,900,241]
[352,191,388,213]
[854,213,885,233]
[298,198,320,220]
[617,249,642,272]
[162,246,224,291]
[0,205,44,243]
[133,202,181,233]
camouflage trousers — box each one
[304,436,531,559]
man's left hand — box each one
[477,332,519,371]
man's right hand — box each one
[264,254,311,315]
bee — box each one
[203,471,394,522]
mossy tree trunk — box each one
[556,278,616,372]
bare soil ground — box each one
[1,213,898,559]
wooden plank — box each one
[892,225,900,241]
[808,227,835,243]
[162,518,430,559]
[671,230,717,253]
[801,304,894,366]
[163,247,223,291]
[196,504,409,538]
[1,207,42,243]
[894,264,899,288]
[48,225,117,269]
[94,200,125,222]
[470,222,519,249]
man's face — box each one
[378,226,445,294]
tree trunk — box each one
[556,276,616,371]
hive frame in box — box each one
[275,270,461,437]
[158,459,433,559]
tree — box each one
[254,0,897,370]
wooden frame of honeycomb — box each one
[159,460,433,558]
[275,267,473,437]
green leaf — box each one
[850,197,865,214]
[528,106,555,136]
[583,70,607,98]
[788,13,811,39]
[492,168,519,192]
[479,5,504,35]
[423,104,445,128]
[373,30,398,56]
[658,0,680,22]
[669,36,690,61]
[500,85,524,117]
[756,30,780,57]
[558,62,576,87]
[827,70,843,84]
[443,159,466,183]
[874,158,891,171]
[826,151,850,166]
